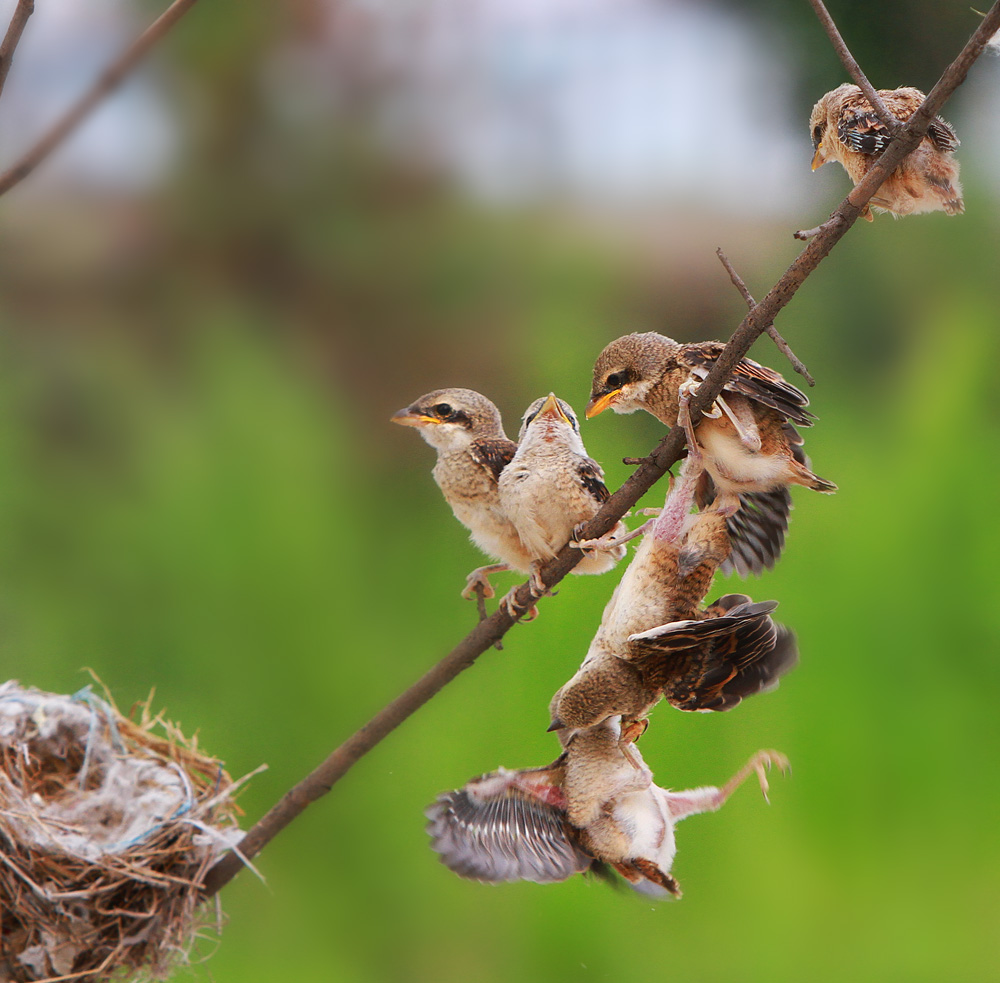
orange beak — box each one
[811,147,826,171]
[535,392,572,425]
[585,390,620,419]
[390,408,437,427]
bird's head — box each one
[516,392,581,446]
[587,332,676,419]
[809,83,857,170]
[391,387,506,451]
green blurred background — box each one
[0,0,998,980]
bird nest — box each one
[0,680,250,983]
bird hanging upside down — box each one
[426,716,788,898]
[809,83,963,218]
[550,437,797,744]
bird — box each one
[426,715,789,897]
[809,83,963,218]
[391,387,527,601]
[587,331,836,576]
[497,393,627,607]
[548,440,797,742]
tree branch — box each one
[797,1,1000,240]
[0,0,200,199]
[0,0,33,104]
[197,0,1000,900]
[716,247,815,385]
[806,0,902,134]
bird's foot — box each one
[500,587,540,622]
[619,717,648,763]
[571,519,651,553]
[714,394,762,452]
[721,749,790,805]
[461,563,509,601]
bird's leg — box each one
[571,518,651,552]
[713,394,762,452]
[663,749,790,822]
[461,563,510,600]
[618,717,648,769]
[676,380,707,467]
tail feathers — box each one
[722,486,791,577]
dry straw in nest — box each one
[0,680,255,983]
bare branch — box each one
[806,0,902,135]
[0,0,33,103]
[716,247,815,385]
[197,0,1000,900]
[797,0,1000,239]
[0,0,200,199]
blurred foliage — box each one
[0,1,998,982]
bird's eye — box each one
[811,124,823,149]
[605,373,624,390]
[433,403,454,418]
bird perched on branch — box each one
[392,388,625,613]
[587,331,836,575]
[391,388,526,601]
[809,83,963,218]
[497,393,627,611]
[549,428,797,742]
[426,715,788,897]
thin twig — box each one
[806,0,902,134]
[472,582,503,651]
[796,0,1000,239]
[0,0,200,198]
[0,0,33,103]
[197,0,1000,901]
[716,247,815,385]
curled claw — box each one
[748,749,791,804]
[572,520,653,553]
[461,563,510,601]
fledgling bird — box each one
[498,393,627,602]
[426,715,788,897]
[549,440,797,742]
[587,331,836,576]
[391,388,527,600]
[809,83,963,218]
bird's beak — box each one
[536,392,571,425]
[811,146,826,171]
[391,408,437,427]
[585,390,619,419]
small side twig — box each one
[472,583,503,651]
[716,248,815,385]
[0,0,200,198]
[0,0,33,102]
[806,0,902,135]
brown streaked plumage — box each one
[587,332,836,575]
[549,451,797,740]
[809,83,963,218]
[391,387,526,600]
[426,717,789,898]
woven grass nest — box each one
[0,680,250,983]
